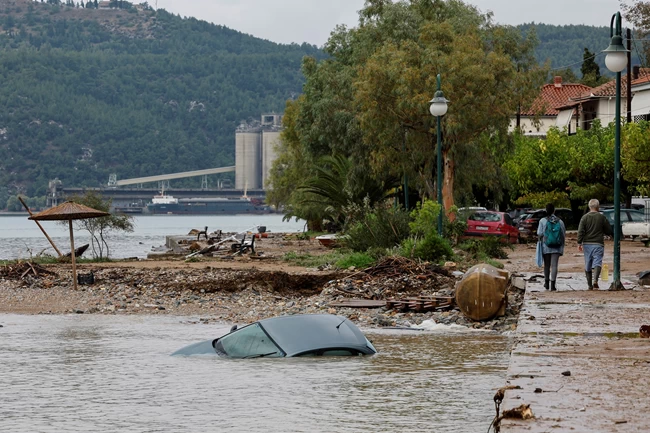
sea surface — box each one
[0,314,511,432]
[0,214,305,260]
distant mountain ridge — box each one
[0,1,635,205]
[519,22,641,77]
[0,0,321,201]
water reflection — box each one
[0,315,510,433]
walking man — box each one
[577,199,613,289]
[537,203,566,291]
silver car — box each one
[172,314,377,358]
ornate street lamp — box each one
[604,11,628,290]
[429,74,449,236]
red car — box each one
[463,211,519,244]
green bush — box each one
[444,216,468,246]
[399,232,453,262]
[409,199,442,236]
[458,236,512,260]
[342,202,411,252]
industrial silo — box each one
[235,130,261,190]
[261,130,281,189]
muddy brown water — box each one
[0,315,511,432]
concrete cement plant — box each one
[235,113,283,190]
[47,113,284,212]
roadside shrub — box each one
[409,199,442,236]
[443,216,468,246]
[342,201,411,252]
[458,236,512,260]
[399,231,453,262]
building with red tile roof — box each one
[512,76,592,136]
[556,67,650,130]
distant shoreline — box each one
[0,212,29,216]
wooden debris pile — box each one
[0,261,55,280]
[360,256,450,279]
[385,296,455,312]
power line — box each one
[549,52,603,72]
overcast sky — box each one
[156,0,624,46]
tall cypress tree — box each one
[581,47,601,81]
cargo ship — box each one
[146,194,272,215]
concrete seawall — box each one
[499,273,650,432]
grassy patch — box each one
[283,250,376,269]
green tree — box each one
[272,0,545,225]
[505,121,649,210]
[622,1,650,66]
[622,120,650,195]
[550,67,579,83]
[64,191,134,259]
[580,47,607,87]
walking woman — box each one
[537,203,566,291]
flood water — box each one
[0,315,510,432]
[0,214,305,260]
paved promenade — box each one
[500,272,650,432]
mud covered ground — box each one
[0,232,646,332]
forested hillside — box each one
[0,0,639,207]
[0,0,321,200]
[520,23,641,77]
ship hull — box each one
[146,200,272,215]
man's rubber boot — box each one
[586,271,593,290]
[593,266,601,289]
[550,280,556,291]
[544,279,550,290]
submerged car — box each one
[172,314,377,358]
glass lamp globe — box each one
[429,94,449,117]
[605,51,627,73]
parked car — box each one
[601,208,646,226]
[517,208,576,241]
[457,206,488,219]
[171,314,377,358]
[463,211,519,244]
[507,208,533,225]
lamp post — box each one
[604,11,628,291]
[429,74,449,236]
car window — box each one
[602,211,615,225]
[215,323,283,358]
[469,212,501,222]
[629,211,645,222]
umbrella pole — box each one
[19,196,63,257]
[69,220,78,291]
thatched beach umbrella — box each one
[29,201,110,290]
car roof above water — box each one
[259,314,372,356]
